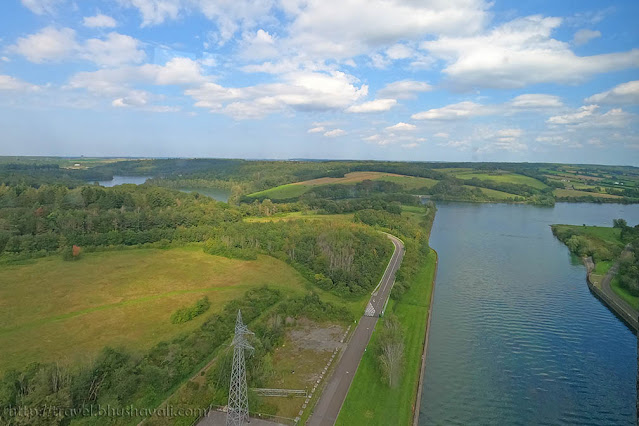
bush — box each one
[171,297,212,324]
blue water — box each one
[419,202,638,425]
[96,175,150,187]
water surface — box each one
[419,202,638,425]
[96,175,150,187]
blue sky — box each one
[0,0,638,164]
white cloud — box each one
[11,27,77,63]
[308,126,325,133]
[83,14,118,28]
[401,142,419,149]
[83,32,146,67]
[412,101,485,120]
[0,75,40,91]
[422,15,639,89]
[240,29,278,60]
[377,80,431,100]
[386,44,414,60]
[11,27,145,67]
[573,29,601,46]
[585,80,639,105]
[21,0,61,15]
[286,0,488,58]
[346,98,396,113]
[434,132,449,138]
[386,122,416,131]
[510,94,563,108]
[118,0,273,44]
[324,128,345,137]
[547,104,633,128]
[186,70,368,119]
[547,104,599,124]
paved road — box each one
[308,234,404,426]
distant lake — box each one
[177,187,231,202]
[96,176,150,187]
[419,202,638,425]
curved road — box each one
[308,233,404,426]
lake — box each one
[419,202,638,425]
[94,177,230,202]
[96,175,150,187]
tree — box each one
[376,314,404,388]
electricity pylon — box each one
[227,310,253,426]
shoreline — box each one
[412,249,438,426]
[582,256,638,332]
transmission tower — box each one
[227,310,254,426]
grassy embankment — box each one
[551,224,638,308]
[0,245,359,373]
[336,249,437,426]
[446,169,548,189]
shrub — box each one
[170,297,212,324]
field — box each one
[446,170,547,189]
[0,245,312,372]
[467,186,519,200]
[553,188,623,199]
[337,249,437,426]
[247,172,436,200]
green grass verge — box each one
[336,249,437,426]
[611,277,639,310]
[450,171,547,189]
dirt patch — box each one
[288,318,345,352]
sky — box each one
[0,0,638,164]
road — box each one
[308,233,404,426]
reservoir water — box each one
[419,202,638,425]
[96,175,150,187]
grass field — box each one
[247,171,436,200]
[611,277,639,310]
[553,225,622,245]
[336,249,437,426]
[553,188,623,199]
[0,246,314,372]
[447,170,547,189]
[463,185,519,200]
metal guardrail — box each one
[253,388,308,397]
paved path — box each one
[307,234,404,426]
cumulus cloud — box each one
[307,126,325,133]
[434,132,449,138]
[422,15,639,89]
[411,101,485,120]
[324,128,345,137]
[186,70,368,119]
[239,29,278,60]
[346,98,397,113]
[83,32,146,67]
[21,0,61,15]
[83,14,118,28]
[547,104,633,128]
[118,0,273,44]
[386,122,416,131]
[573,29,601,46]
[286,0,488,58]
[585,80,639,105]
[10,27,78,63]
[11,27,145,67]
[510,94,563,108]
[0,75,40,91]
[377,80,432,100]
